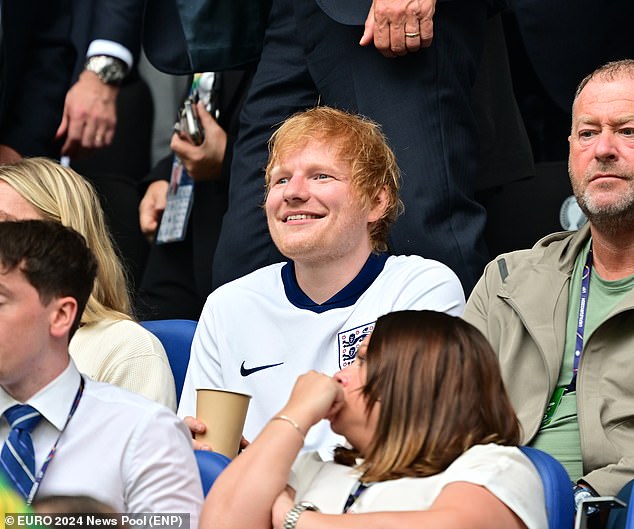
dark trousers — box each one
[213,0,490,295]
[137,179,228,320]
[71,75,152,300]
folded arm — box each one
[277,482,527,529]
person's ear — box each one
[367,185,389,223]
[49,296,78,339]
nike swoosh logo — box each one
[240,361,284,377]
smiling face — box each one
[265,140,385,267]
[569,76,634,227]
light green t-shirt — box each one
[530,239,634,481]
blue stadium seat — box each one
[625,481,634,529]
[195,450,231,495]
[140,319,197,405]
[520,446,575,529]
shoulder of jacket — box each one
[487,230,578,283]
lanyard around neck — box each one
[567,248,593,393]
[343,481,370,513]
[26,376,85,504]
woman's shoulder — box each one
[70,318,171,374]
[70,318,177,410]
[442,444,547,529]
[446,444,532,476]
[456,442,522,460]
[74,319,165,352]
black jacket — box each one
[0,0,74,157]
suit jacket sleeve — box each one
[0,0,74,157]
[90,0,145,64]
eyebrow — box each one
[613,115,634,126]
[576,114,634,126]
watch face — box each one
[86,56,126,85]
[103,63,125,83]
[560,195,588,231]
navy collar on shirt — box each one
[281,253,389,313]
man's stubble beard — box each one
[570,161,634,235]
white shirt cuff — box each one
[86,39,133,69]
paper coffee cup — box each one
[195,388,251,458]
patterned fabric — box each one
[1,405,41,499]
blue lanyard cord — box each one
[26,376,85,504]
[567,249,593,393]
[343,481,370,513]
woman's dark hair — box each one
[334,310,521,483]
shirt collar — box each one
[282,253,389,313]
[0,360,81,431]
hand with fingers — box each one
[184,415,214,451]
[183,415,250,452]
[55,70,119,157]
[171,101,228,182]
[139,180,169,241]
[279,371,345,433]
[360,0,436,58]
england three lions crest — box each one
[338,322,375,368]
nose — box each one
[594,131,619,162]
[282,175,310,202]
[334,366,351,385]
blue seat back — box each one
[195,450,231,495]
[625,481,634,529]
[140,319,197,405]
[520,446,575,529]
[603,479,634,529]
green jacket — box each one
[464,224,634,495]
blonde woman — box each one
[0,157,176,410]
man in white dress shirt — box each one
[0,220,202,524]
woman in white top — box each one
[0,158,176,410]
[202,310,548,529]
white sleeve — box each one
[288,451,326,498]
[393,257,466,317]
[441,445,548,529]
[86,39,133,68]
[177,297,224,419]
[125,407,204,525]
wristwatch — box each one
[84,55,128,86]
[573,484,598,514]
[283,501,320,529]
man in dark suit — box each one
[0,0,74,162]
[510,0,634,118]
[62,0,153,295]
[137,68,256,320]
[211,0,511,296]
[57,0,145,156]
[475,1,634,258]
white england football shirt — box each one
[179,253,464,455]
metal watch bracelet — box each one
[283,501,319,529]
[84,55,127,86]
